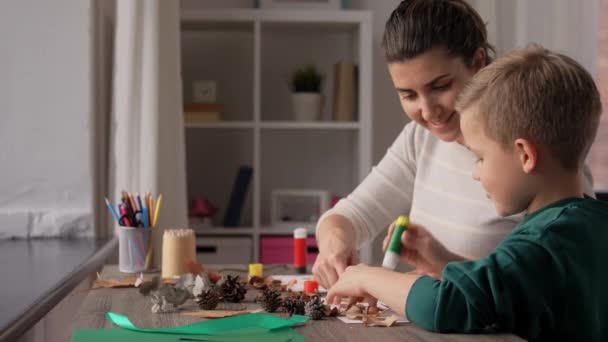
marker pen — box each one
[381,216,409,270]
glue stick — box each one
[294,227,307,274]
[381,216,409,270]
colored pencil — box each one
[136,192,144,212]
[152,194,162,227]
[104,198,121,224]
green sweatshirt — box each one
[406,197,608,341]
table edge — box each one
[0,237,118,341]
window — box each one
[589,0,608,191]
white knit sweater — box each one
[317,121,594,259]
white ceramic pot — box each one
[292,92,322,121]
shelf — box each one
[185,121,359,130]
[260,121,359,130]
[181,9,371,26]
[193,227,254,236]
[181,7,373,263]
[259,225,316,236]
[185,121,254,129]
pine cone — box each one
[283,295,306,316]
[195,286,221,310]
[220,275,247,303]
[305,295,325,320]
[260,288,282,313]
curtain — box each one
[109,0,188,261]
[470,0,605,189]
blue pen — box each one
[142,208,149,227]
[136,192,144,212]
[104,198,121,224]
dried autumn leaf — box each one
[182,309,263,318]
[367,306,379,315]
[364,314,399,327]
[208,268,222,284]
[323,305,339,317]
[249,276,267,289]
[93,273,138,289]
[283,279,297,291]
[185,259,204,275]
[345,305,364,320]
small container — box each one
[303,280,318,294]
[161,228,196,279]
[117,226,153,273]
[249,263,264,278]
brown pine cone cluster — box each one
[220,275,247,303]
[282,292,308,316]
[195,286,221,310]
[304,295,325,320]
[259,288,282,313]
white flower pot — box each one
[292,92,322,121]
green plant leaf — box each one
[291,64,323,92]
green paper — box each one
[106,312,308,335]
[72,327,305,342]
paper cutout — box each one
[93,272,139,288]
[182,309,263,318]
[336,301,408,325]
[106,311,309,334]
[73,327,305,342]
[73,311,308,342]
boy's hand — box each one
[326,264,373,305]
[382,222,466,278]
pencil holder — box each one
[118,226,154,273]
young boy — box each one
[326,45,607,341]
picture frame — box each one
[257,0,343,10]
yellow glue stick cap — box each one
[396,216,409,227]
[249,263,263,277]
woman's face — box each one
[387,47,485,142]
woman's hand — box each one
[312,214,358,293]
[383,221,466,278]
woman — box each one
[313,0,594,289]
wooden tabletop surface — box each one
[0,237,116,341]
[71,264,523,342]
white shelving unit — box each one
[181,8,372,263]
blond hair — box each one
[456,45,602,170]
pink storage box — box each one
[260,236,318,264]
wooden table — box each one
[0,237,116,341]
[71,265,523,342]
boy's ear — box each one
[514,138,537,173]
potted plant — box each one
[290,64,323,121]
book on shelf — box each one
[332,61,358,122]
[223,165,253,227]
[184,103,223,123]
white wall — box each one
[0,0,94,238]
[180,0,405,167]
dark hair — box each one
[382,0,495,66]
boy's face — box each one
[460,110,532,216]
